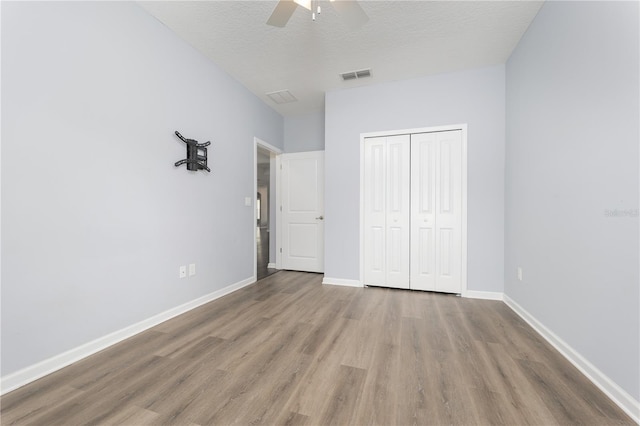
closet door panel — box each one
[435,130,462,293]
[410,133,437,291]
[363,138,387,286]
[385,135,410,288]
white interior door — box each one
[363,137,386,286]
[410,132,437,291]
[363,135,410,289]
[433,130,462,293]
[281,151,324,273]
[363,128,464,294]
[410,130,462,293]
[386,136,410,288]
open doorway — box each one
[254,138,281,281]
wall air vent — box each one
[266,89,298,104]
[340,68,372,81]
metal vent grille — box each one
[340,68,372,81]
[266,90,298,104]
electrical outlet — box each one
[517,267,523,281]
[245,197,252,206]
[179,265,187,279]
[189,263,196,277]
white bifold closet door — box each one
[363,135,410,289]
[410,131,462,293]
[363,130,463,294]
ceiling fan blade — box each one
[331,0,369,29]
[267,0,298,27]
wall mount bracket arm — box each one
[174,131,211,172]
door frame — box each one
[254,137,282,281]
[359,124,468,295]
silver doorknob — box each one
[316,215,324,220]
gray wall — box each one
[1,1,283,376]
[284,110,325,153]
[505,1,639,400]
[324,66,505,293]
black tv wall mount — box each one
[174,131,211,172]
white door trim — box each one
[275,154,282,269]
[359,124,468,295]
[254,137,282,281]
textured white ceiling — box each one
[139,1,544,117]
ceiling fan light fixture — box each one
[294,0,311,11]
[267,0,368,28]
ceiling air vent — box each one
[340,68,372,81]
[266,89,298,104]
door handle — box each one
[316,215,324,220]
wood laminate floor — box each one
[1,271,634,425]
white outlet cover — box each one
[245,197,252,206]
[189,263,196,276]
[517,267,523,281]
[179,265,187,278]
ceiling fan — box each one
[267,0,369,29]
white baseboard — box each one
[322,277,363,287]
[267,262,276,269]
[0,276,256,395]
[503,294,640,423]
[463,290,504,301]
